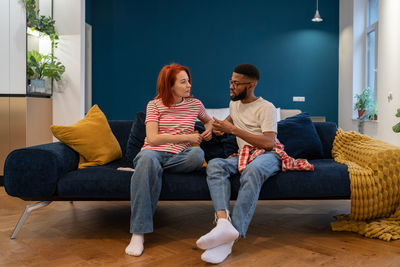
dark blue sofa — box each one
[3,117,350,238]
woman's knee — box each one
[134,150,161,168]
[186,147,204,167]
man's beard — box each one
[231,87,247,101]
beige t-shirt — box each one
[229,97,277,149]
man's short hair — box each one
[234,64,260,81]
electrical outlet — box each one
[293,96,305,102]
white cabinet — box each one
[0,0,26,95]
[0,0,10,94]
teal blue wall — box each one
[86,0,339,122]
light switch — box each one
[293,96,305,102]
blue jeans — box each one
[206,151,281,237]
[130,147,204,234]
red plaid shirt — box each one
[231,142,314,174]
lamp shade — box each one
[312,10,323,22]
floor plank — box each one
[1,188,400,266]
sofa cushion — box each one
[57,159,210,199]
[277,112,324,159]
[256,159,350,199]
[56,159,349,200]
[50,105,122,169]
[125,112,146,163]
[57,160,133,198]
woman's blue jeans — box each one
[130,147,204,234]
[206,151,281,237]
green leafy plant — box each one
[354,88,373,111]
[27,50,65,81]
[368,103,378,120]
[393,108,400,133]
[23,0,59,47]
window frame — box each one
[364,0,378,107]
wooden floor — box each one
[1,188,400,267]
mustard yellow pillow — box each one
[50,105,122,169]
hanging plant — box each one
[23,0,59,48]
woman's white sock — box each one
[125,234,144,256]
[201,241,234,264]
[196,218,239,250]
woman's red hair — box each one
[155,63,192,107]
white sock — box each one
[201,241,234,264]
[125,234,144,256]
[196,218,239,250]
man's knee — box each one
[241,153,280,182]
[207,158,225,170]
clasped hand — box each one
[187,129,212,144]
[212,117,234,136]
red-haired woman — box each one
[125,63,213,256]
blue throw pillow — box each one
[200,133,238,162]
[125,112,146,163]
[277,112,323,159]
[196,121,238,161]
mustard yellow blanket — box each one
[331,129,400,241]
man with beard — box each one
[196,64,281,264]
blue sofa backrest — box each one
[108,120,133,161]
[108,120,338,161]
[313,122,337,159]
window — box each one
[365,0,378,109]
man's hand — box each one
[200,129,212,141]
[212,117,235,135]
[213,129,224,136]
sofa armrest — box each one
[4,142,79,198]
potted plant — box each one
[368,103,378,120]
[354,88,373,119]
[393,108,400,133]
[27,50,65,94]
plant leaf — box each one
[393,122,400,133]
[396,108,400,117]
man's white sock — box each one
[196,218,239,250]
[201,241,234,264]
[125,234,144,256]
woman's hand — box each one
[185,133,203,144]
[200,129,212,141]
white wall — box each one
[338,0,354,133]
[53,0,85,126]
[339,0,400,146]
[376,0,400,145]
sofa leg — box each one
[10,201,52,239]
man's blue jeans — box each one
[130,147,204,234]
[206,151,281,237]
